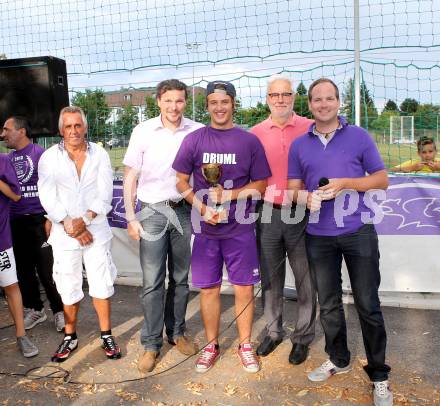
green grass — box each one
[0,142,424,173]
[108,147,126,172]
[377,143,419,169]
[106,143,420,172]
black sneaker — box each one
[102,335,121,359]
[51,336,78,362]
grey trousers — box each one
[256,202,316,345]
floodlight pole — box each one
[185,42,202,121]
[354,0,361,127]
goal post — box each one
[390,115,414,144]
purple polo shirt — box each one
[0,154,21,251]
[9,143,45,218]
[288,117,385,236]
[173,125,271,239]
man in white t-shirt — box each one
[123,79,204,373]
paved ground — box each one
[0,284,439,405]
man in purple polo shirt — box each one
[0,153,39,358]
[2,116,64,333]
[287,78,392,406]
[173,81,271,373]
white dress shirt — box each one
[38,142,113,250]
[123,115,204,204]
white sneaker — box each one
[24,308,47,330]
[307,359,351,382]
[373,380,393,406]
[17,335,39,358]
[54,311,65,332]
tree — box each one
[341,78,378,128]
[296,82,307,96]
[383,99,398,112]
[294,95,312,119]
[113,104,139,139]
[71,89,110,141]
[144,95,160,119]
[400,98,419,115]
[370,110,400,131]
[237,102,270,128]
[184,92,210,124]
[414,103,440,129]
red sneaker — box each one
[195,343,219,373]
[102,335,121,359]
[51,336,78,362]
[238,343,260,373]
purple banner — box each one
[107,177,440,235]
[376,176,440,235]
[108,181,139,229]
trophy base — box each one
[214,205,227,223]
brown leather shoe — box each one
[138,351,159,373]
[170,336,198,356]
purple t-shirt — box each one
[288,117,385,236]
[173,125,271,239]
[9,143,45,218]
[0,154,21,251]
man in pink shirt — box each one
[251,75,316,365]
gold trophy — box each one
[201,163,225,214]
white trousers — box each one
[52,241,117,305]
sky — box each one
[1,0,439,108]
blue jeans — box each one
[306,224,390,382]
[139,202,192,352]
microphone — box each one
[318,177,329,187]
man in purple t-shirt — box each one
[0,153,39,358]
[173,81,271,374]
[2,116,64,333]
[287,78,392,406]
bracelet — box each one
[82,215,91,226]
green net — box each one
[1,0,439,173]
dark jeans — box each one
[306,224,390,382]
[139,202,192,352]
[256,202,316,345]
[11,214,63,314]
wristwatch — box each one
[82,215,91,226]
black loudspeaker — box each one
[0,56,69,137]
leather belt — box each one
[142,200,187,209]
[164,199,186,209]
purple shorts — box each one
[191,231,260,288]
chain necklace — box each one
[314,126,339,139]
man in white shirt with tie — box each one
[38,106,121,363]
